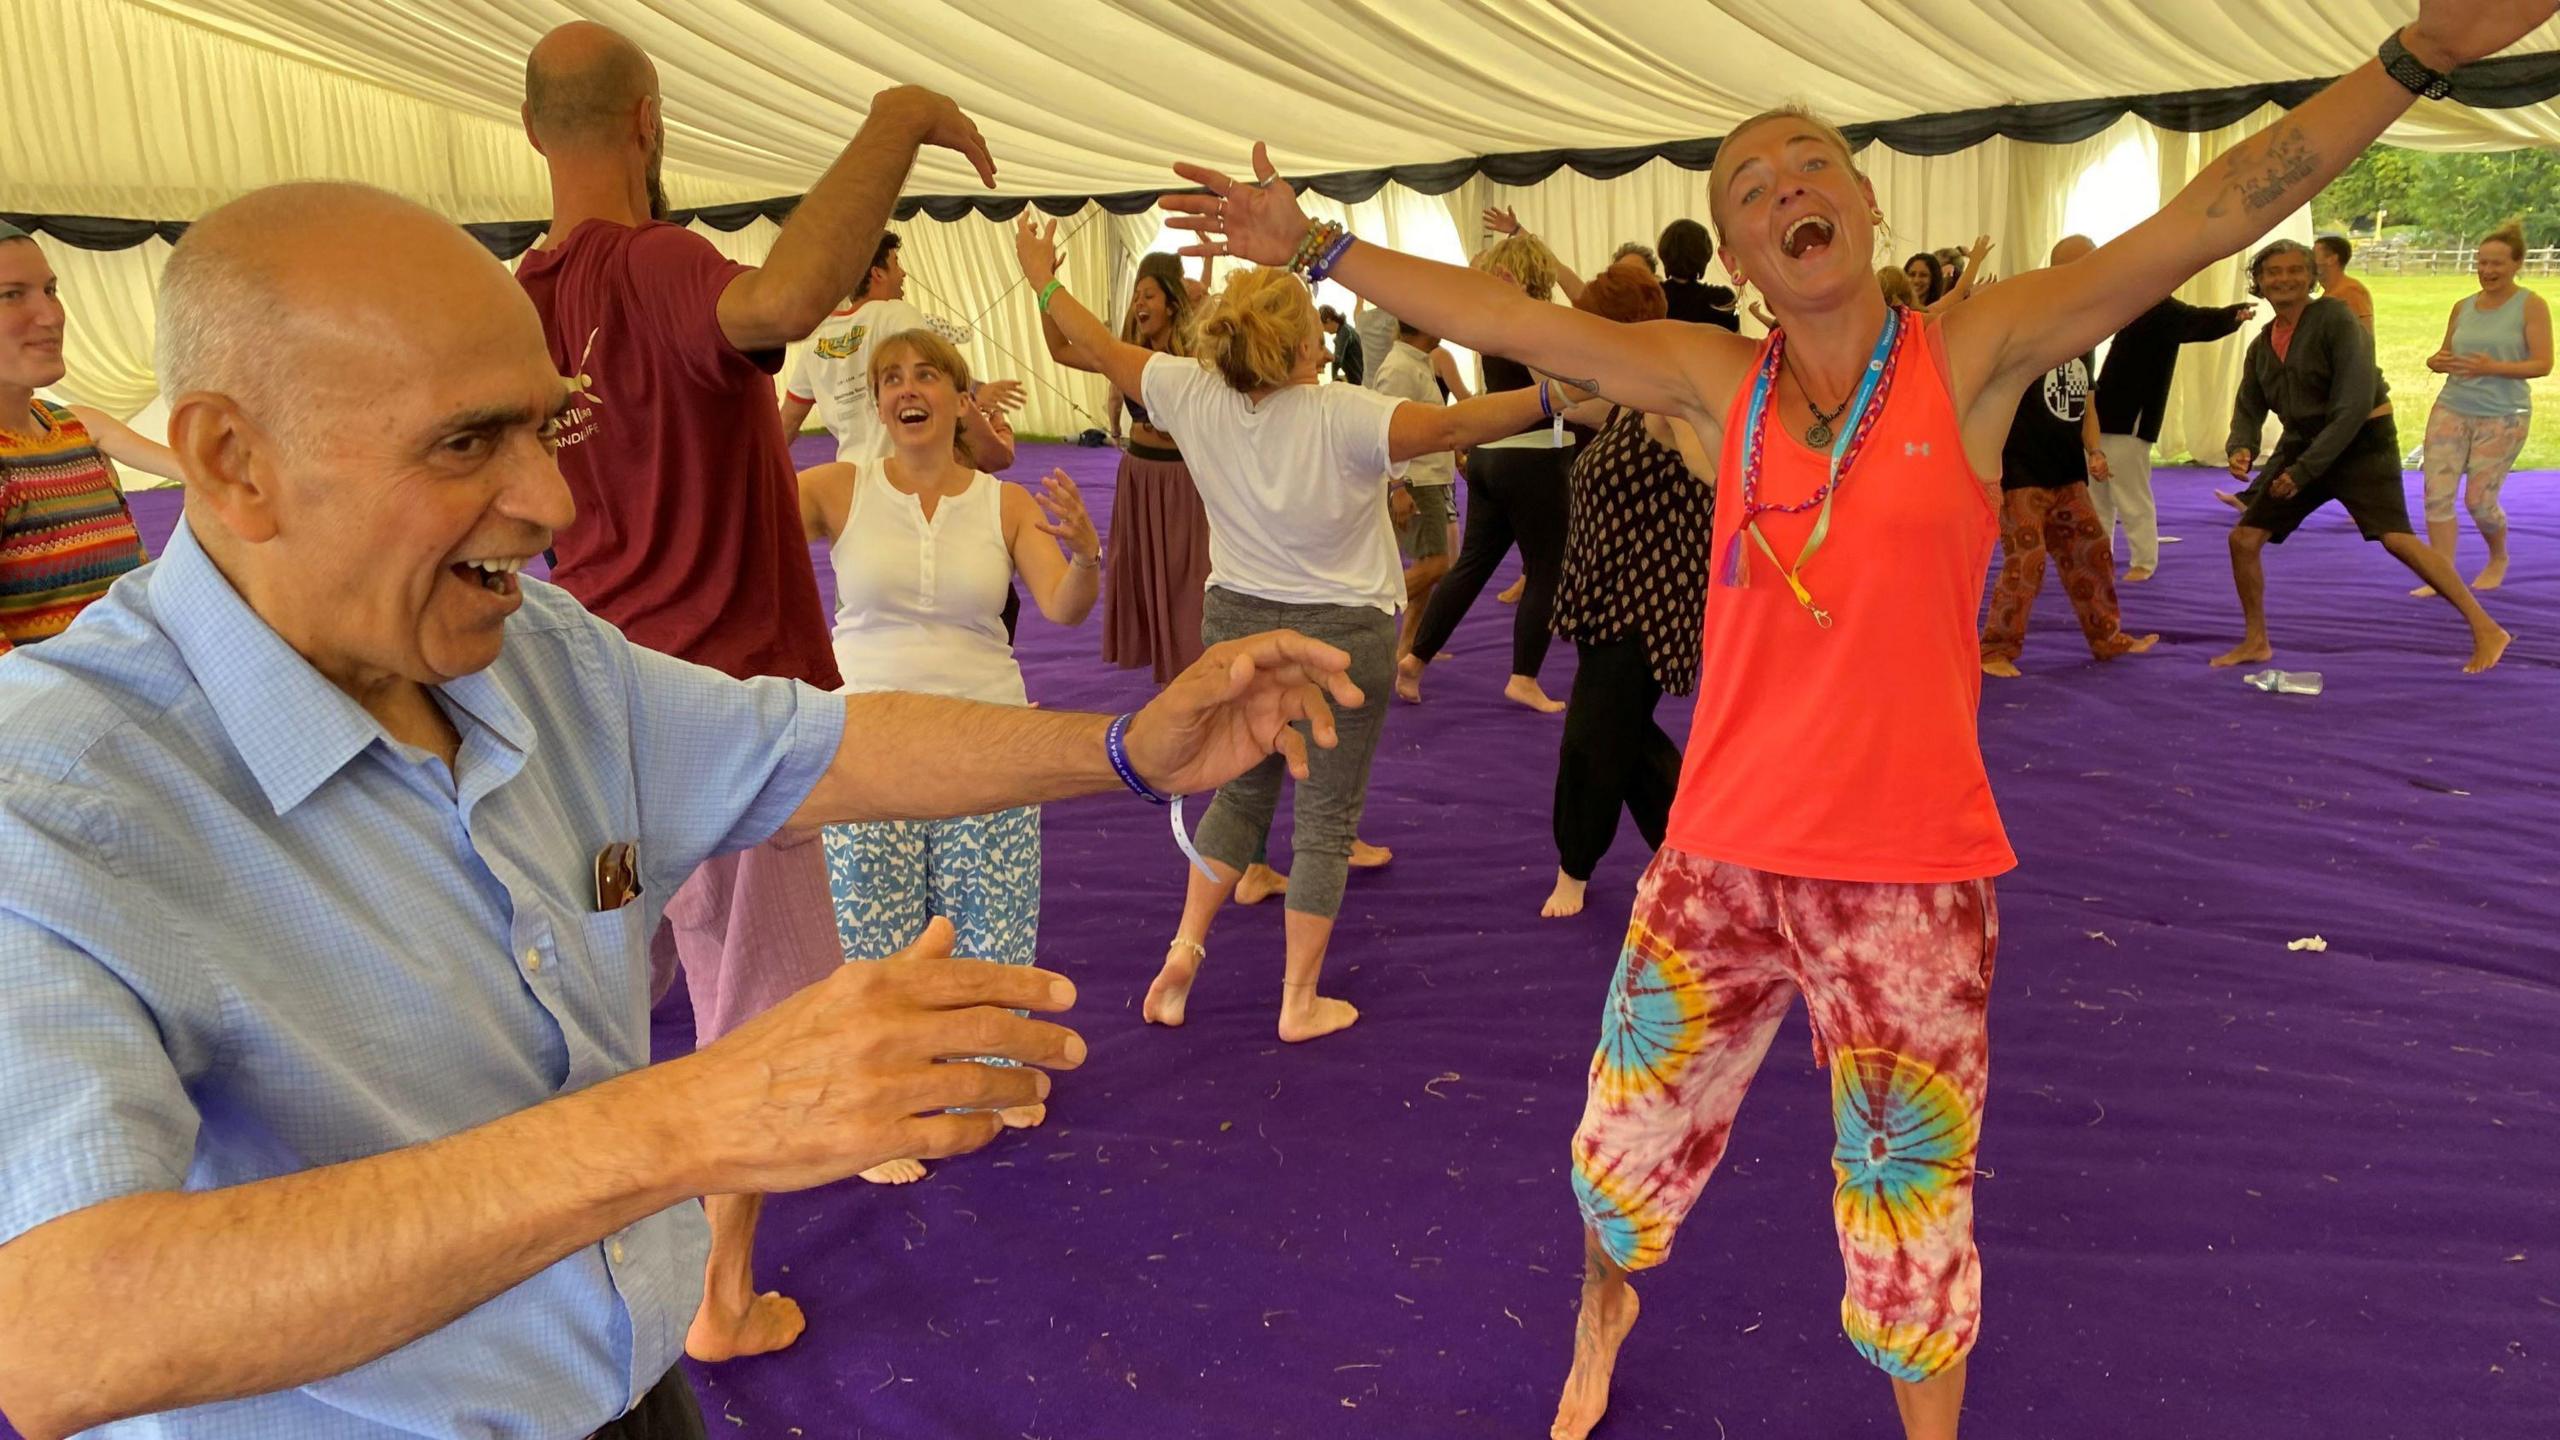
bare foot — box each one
[1277,992,1359,1042]
[1234,863,1289,906]
[1143,941,1203,1027]
[2122,566,2154,583]
[1395,654,1425,704]
[1431,651,1453,665]
[1505,675,1567,713]
[2472,560,2508,591]
[859,1159,928,1185]
[999,1102,1047,1130]
[2214,489,2245,512]
[2210,638,2274,668]
[2108,632,2161,657]
[1349,839,1394,869]
[1980,658,2021,678]
[2465,626,2513,675]
[1497,577,1526,604]
[686,1290,806,1363]
[2409,583,2439,598]
[1550,1283,1640,1440]
[1542,871,1587,919]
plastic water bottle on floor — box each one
[2243,669,2324,696]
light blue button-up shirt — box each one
[0,520,845,1438]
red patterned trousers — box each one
[1979,481,2138,664]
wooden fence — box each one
[2362,246,2560,276]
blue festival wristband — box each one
[1305,228,1357,284]
[1108,712,1220,880]
[1105,713,1170,804]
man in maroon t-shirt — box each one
[517,20,997,1365]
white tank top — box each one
[828,464,1028,706]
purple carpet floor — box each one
[112,451,2557,1439]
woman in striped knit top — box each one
[0,224,184,656]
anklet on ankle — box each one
[1280,979,1318,989]
[1168,937,1206,961]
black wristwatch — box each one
[2379,32,2453,101]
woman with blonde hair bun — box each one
[1175,7,2545,1429]
[1015,215,1554,1044]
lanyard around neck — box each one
[1722,307,1905,627]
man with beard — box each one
[516,21,998,1363]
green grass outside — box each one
[2362,274,2557,468]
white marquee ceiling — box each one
[12,0,2554,223]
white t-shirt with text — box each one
[784,298,972,463]
[1369,341,1454,489]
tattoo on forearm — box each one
[2204,123,2321,221]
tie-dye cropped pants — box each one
[1570,847,1999,1383]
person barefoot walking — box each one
[1014,217,1551,1041]
[1170,4,2550,1432]
[2214,240,2510,673]
[2411,218,2550,595]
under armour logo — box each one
[1904,441,1931,457]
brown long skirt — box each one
[1102,443,1211,683]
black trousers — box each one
[592,1367,706,1440]
[1407,444,1571,678]
[1552,634,1681,882]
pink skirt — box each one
[1102,445,1211,683]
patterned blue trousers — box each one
[821,806,1042,970]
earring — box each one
[1870,208,1884,224]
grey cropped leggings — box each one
[1191,586,1396,920]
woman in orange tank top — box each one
[1168,10,2548,1435]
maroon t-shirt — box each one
[517,219,840,688]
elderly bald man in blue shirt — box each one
[0,181,1360,1440]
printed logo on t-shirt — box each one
[2040,358,2091,424]
[556,327,605,449]
[814,326,867,361]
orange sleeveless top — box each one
[1662,317,2016,883]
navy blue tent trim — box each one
[9,53,2555,254]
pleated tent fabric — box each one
[7,0,2559,435]
[12,0,2559,220]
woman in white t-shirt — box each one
[795,327,1101,1183]
[1015,216,1549,1042]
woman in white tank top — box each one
[796,328,1100,1185]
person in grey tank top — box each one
[2416,219,2552,594]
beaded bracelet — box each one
[1285,223,1318,272]
[1289,220,1343,276]
[1304,227,1357,284]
